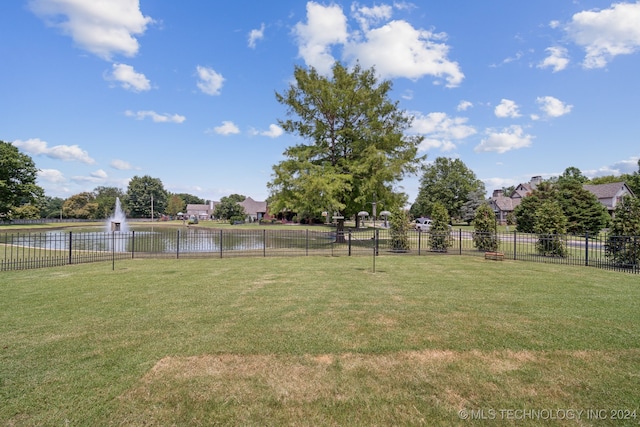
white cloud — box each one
[91,169,108,179]
[536,96,573,118]
[494,99,521,118]
[106,63,151,92]
[259,124,284,138]
[344,20,464,87]
[14,138,95,164]
[293,2,348,75]
[410,112,476,152]
[351,3,393,31]
[457,100,473,111]
[612,157,640,174]
[475,125,534,153]
[213,121,240,135]
[537,46,569,72]
[248,23,265,48]
[586,157,640,176]
[292,2,464,86]
[29,0,153,60]
[565,2,640,69]
[196,65,225,96]
[110,159,132,170]
[125,110,186,123]
[38,168,66,183]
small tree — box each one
[472,203,498,252]
[389,210,410,252]
[606,195,640,267]
[63,192,100,219]
[429,202,452,252]
[533,200,567,257]
[214,195,246,223]
[12,204,40,219]
[460,188,486,225]
[166,195,185,217]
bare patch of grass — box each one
[116,349,640,426]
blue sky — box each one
[1,1,639,205]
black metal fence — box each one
[1,227,638,274]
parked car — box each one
[413,217,432,231]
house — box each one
[185,197,268,222]
[239,197,268,222]
[582,182,635,215]
[488,189,521,224]
[186,201,217,220]
[489,177,635,224]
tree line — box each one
[0,147,247,222]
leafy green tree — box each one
[0,141,44,219]
[472,203,498,251]
[126,175,168,218]
[39,196,65,218]
[12,204,40,219]
[389,209,410,252]
[173,193,205,206]
[514,181,556,233]
[533,200,567,257]
[606,195,640,267]
[166,195,185,217]
[63,192,99,219]
[268,62,424,224]
[515,177,608,235]
[214,194,246,222]
[554,180,609,235]
[93,186,125,219]
[410,157,485,221]
[557,166,589,185]
[429,202,452,252]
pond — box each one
[3,226,335,255]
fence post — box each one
[176,229,180,259]
[584,232,589,266]
[513,230,517,260]
[131,231,135,259]
[263,229,266,257]
[68,231,73,265]
[306,229,309,256]
[418,229,421,255]
[220,229,223,258]
[348,230,352,256]
[459,228,462,255]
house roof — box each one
[491,196,521,212]
[583,182,634,199]
[186,204,210,211]
[239,197,267,215]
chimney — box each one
[530,176,542,188]
[492,189,504,198]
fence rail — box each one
[1,228,638,274]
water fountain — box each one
[105,197,129,233]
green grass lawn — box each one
[1,256,639,426]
